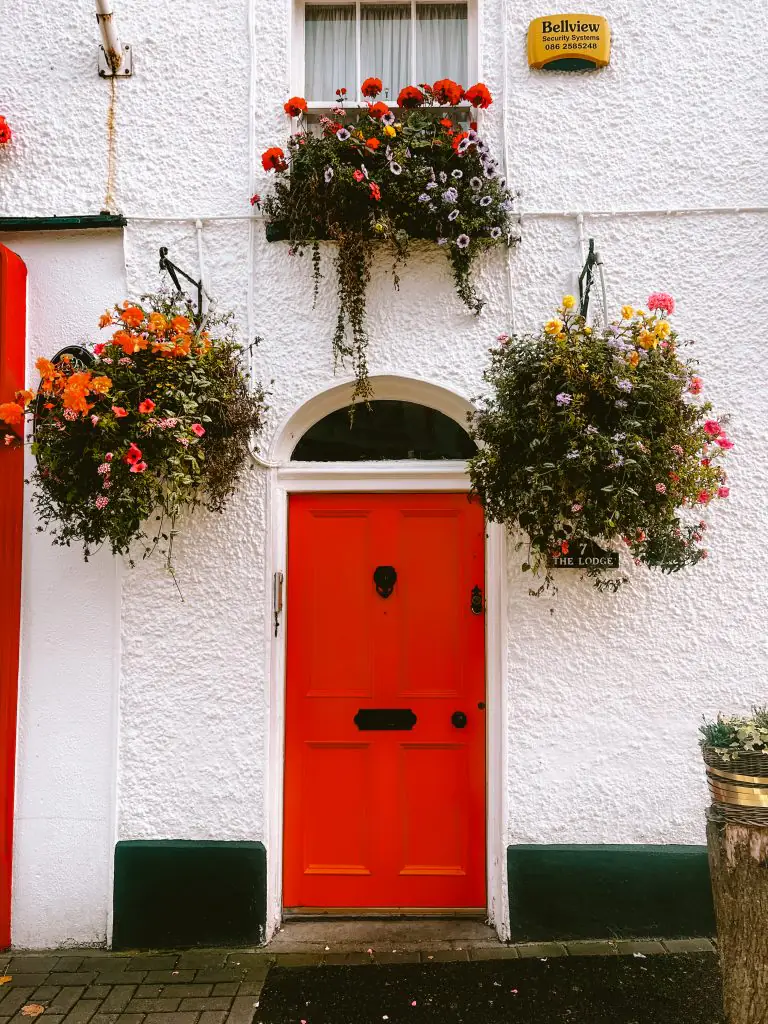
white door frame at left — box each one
[261,378,509,943]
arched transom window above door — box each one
[295,1,477,108]
[291,399,477,460]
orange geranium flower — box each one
[113,330,137,355]
[368,101,390,119]
[99,310,113,328]
[171,334,192,357]
[361,77,382,98]
[464,82,492,109]
[90,375,113,394]
[120,305,144,328]
[0,402,24,425]
[432,79,463,105]
[283,96,308,117]
[16,389,36,407]
[35,357,57,380]
[262,147,287,172]
[147,312,168,334]
[366,137,380,150]
[396,86,424,109]
[170,315,192,335]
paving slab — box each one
[254,953,724,1023]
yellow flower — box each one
[635,309,646,318]
[638,330,658,350]
[583,326,592,335]
[621,305,634,320]
[655,320,671,338]
[394,122,402,130]
[544,318,563,336]
[383,125,396,137]
[562,294,576,309]
[556,332,566,341]
[357,130,364,139]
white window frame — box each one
[292,0,479,109]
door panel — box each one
[0,244,26,949]
[284,492,486,910]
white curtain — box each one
[305,5,356,102]
[361,4,411,100]
[415,3,467,87]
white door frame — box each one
[262,376,509,941]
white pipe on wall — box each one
[95,0,123,71]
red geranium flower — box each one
[250,193,261,207]
[361,77,383,98]
[397,86,425,109]
[261,147,287,172]
[452,130,469,152]
[123,443,142,465]
[439,117,453,129]
[433,79,463,105]
[283,96,307,117]
[366,137,380,150]
[138,399,155,414]
[336,87,347,97]
[111,406,128,418]
[368,101,390,119]
[464,82,493,109]
[369,182,381,201]
[0,117,12,145]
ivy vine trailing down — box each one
[469,293,733,594]
[259,77,516,404]
[0,294,267,579]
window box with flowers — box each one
[469,293,733,594]
[260,77,515,404]
[0,295,267,580]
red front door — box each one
[284,492,486,911]
[0,244,26,949]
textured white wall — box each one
[8,233,125,948]
[2,0,767,945]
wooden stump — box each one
[707,816,768,1024]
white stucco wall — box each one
[2,0,766,945]
[6,233,125,948]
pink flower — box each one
[129,460,147,473]
[353,169,364,182]
[63,408,78,421]
[671,445,684,456]
[123,443,142,465]
[105,452,113,461]
[93,343,106,356]
[179,437,190,447]
[697,490,711,504]
[703,419,722,437]
[91,414,100,426]
[715,436,734,449]
[112,406,128,418]
[647,292,675,315]
[571,502,583,513]
[4,434,15,446]
[102,357,113,364]
[497,333,509,343]
[190,423,206,437]
[102,480,111,490]
[718,486,730,498]
[655,482,666,493]
[701,550,709,559]
[119,357,132,365]
[688,377,703,395]
[95,495,110,509]
[138,399,156,414]
[97,463,111,475]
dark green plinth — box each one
[507,844,715,941]
[113,840,267,950]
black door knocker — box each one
[373,565,397,598]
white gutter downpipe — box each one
[96,0,128,75]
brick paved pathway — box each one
[0,939,717,1024]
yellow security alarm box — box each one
[528,14,611,70]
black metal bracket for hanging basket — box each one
[159,247,203,322]
[32,345,95,439]
[578,237,598,319]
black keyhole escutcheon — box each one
[452,711,468,729]
[374,565,397,598]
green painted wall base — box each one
[113,840,267,950]
[508,844,715,941]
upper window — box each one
[302,2,469,105]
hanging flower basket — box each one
[469,293,733,594]
[260,78,516,404]
[0,294,267,576]
[700,711,768,826]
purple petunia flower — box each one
[480,195,492,206]
[382,111,396,126]
[336,128,350,141]
[457,138,471,155]
[437,237,448,245]
[615,399,628,409]
[456,234,470,248]
[556,393,572,406]
[617,379,633,392]
[418,193,431,202]
[448,209,459,221]
[441,187,458,204]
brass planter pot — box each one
[703,746,768,825]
